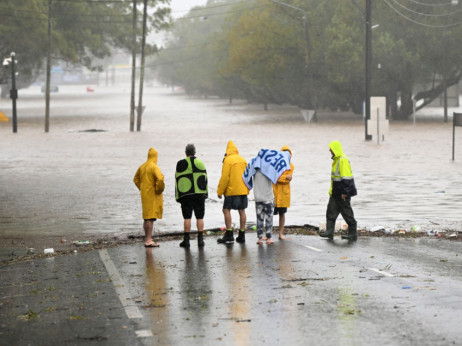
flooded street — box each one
[1,85,461,239]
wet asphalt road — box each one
[1,235,461,346]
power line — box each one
[383,0,462,27]
[390,0,462,17]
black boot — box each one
[180,232,190,247]
[197,232,205,247]
[341,232,357,241]
[236,230,245,243]
[318,231,334,240]
[217,230,234,244]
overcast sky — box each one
[169,0,208,18]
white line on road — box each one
[368,268,394,277]
[305,245,323,252]
[99,249,143,319]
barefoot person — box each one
[273,145,294,240]
[133,147,165,247]
[216,140,249,244]
[319,141,358,241]
[175,144,208,248]
[243,149,291,245]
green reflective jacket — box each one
[175,156,208,201]
[329,141,357,197]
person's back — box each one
[217,140,249,244]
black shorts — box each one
[144,218,157,221]
[223,195,248,210]
[273,207,287,215]
[180,195,205,219]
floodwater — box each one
[0,84,461,239]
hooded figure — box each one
[133,148,165,220]
[217,140,249,197]
[328,141,357,198]
[216,140,249,244]
[319,141,358,241]
[272,145,294,209]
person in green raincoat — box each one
[133,148,165,247]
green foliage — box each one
[0,0,171,87]
[155,0,462,118]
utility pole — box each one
[136,0,148,132]
[365,0,372,140]
[45,0,52,133]
[130,0,137,132]
[10,52,18,133]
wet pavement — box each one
[1,235,462,345]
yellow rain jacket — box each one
[273,145,294,208]
[217,141,249,197]
[328,141,357,197]
[133,148,165,219]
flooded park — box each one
[1,84,462,241]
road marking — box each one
[368,268,394,277]
[305,245,323,252]
[135,330,153,338]
[99,249,143,319]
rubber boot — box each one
[197,232,205,247]
[180,232,190,248]
[236,230,245,243]
[341,230,357,241]
[217,230,234,244]
[318,231,334,240]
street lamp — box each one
[3,52,18,133]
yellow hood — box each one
[281,145,292,157]
[225,140,239,156]
[329,141,344,158]
[147,147,158,164]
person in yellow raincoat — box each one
[216,140,249,243]
[272,145,294,240]
[133,148,165,247]
[319,141,357,241]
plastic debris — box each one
[402,286,412,289]
[449,233,457,238]
[426,230,439,236]
[370,226,386,232]
[411,225,421,232]
[73,240,92,246]
[44,248,54,254]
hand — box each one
[217,195,222,199]
[341,194,347,201]
[286,174,292,181]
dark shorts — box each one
[144,218,157,221]
[180,195,205,219]
[274,207,287,215]
[223,195,248,210]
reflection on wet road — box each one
[104,236,462,345]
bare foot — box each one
[279,235,292,240]
[256,239,263,245]
[144,242,160,248]
[266,239,274,245]
[262,236,267,240]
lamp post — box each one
[3,52,18,133]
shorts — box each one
[144,218,157,221]
[273,207,287,215]
[180,195,205,219]
[223,195,248,210]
